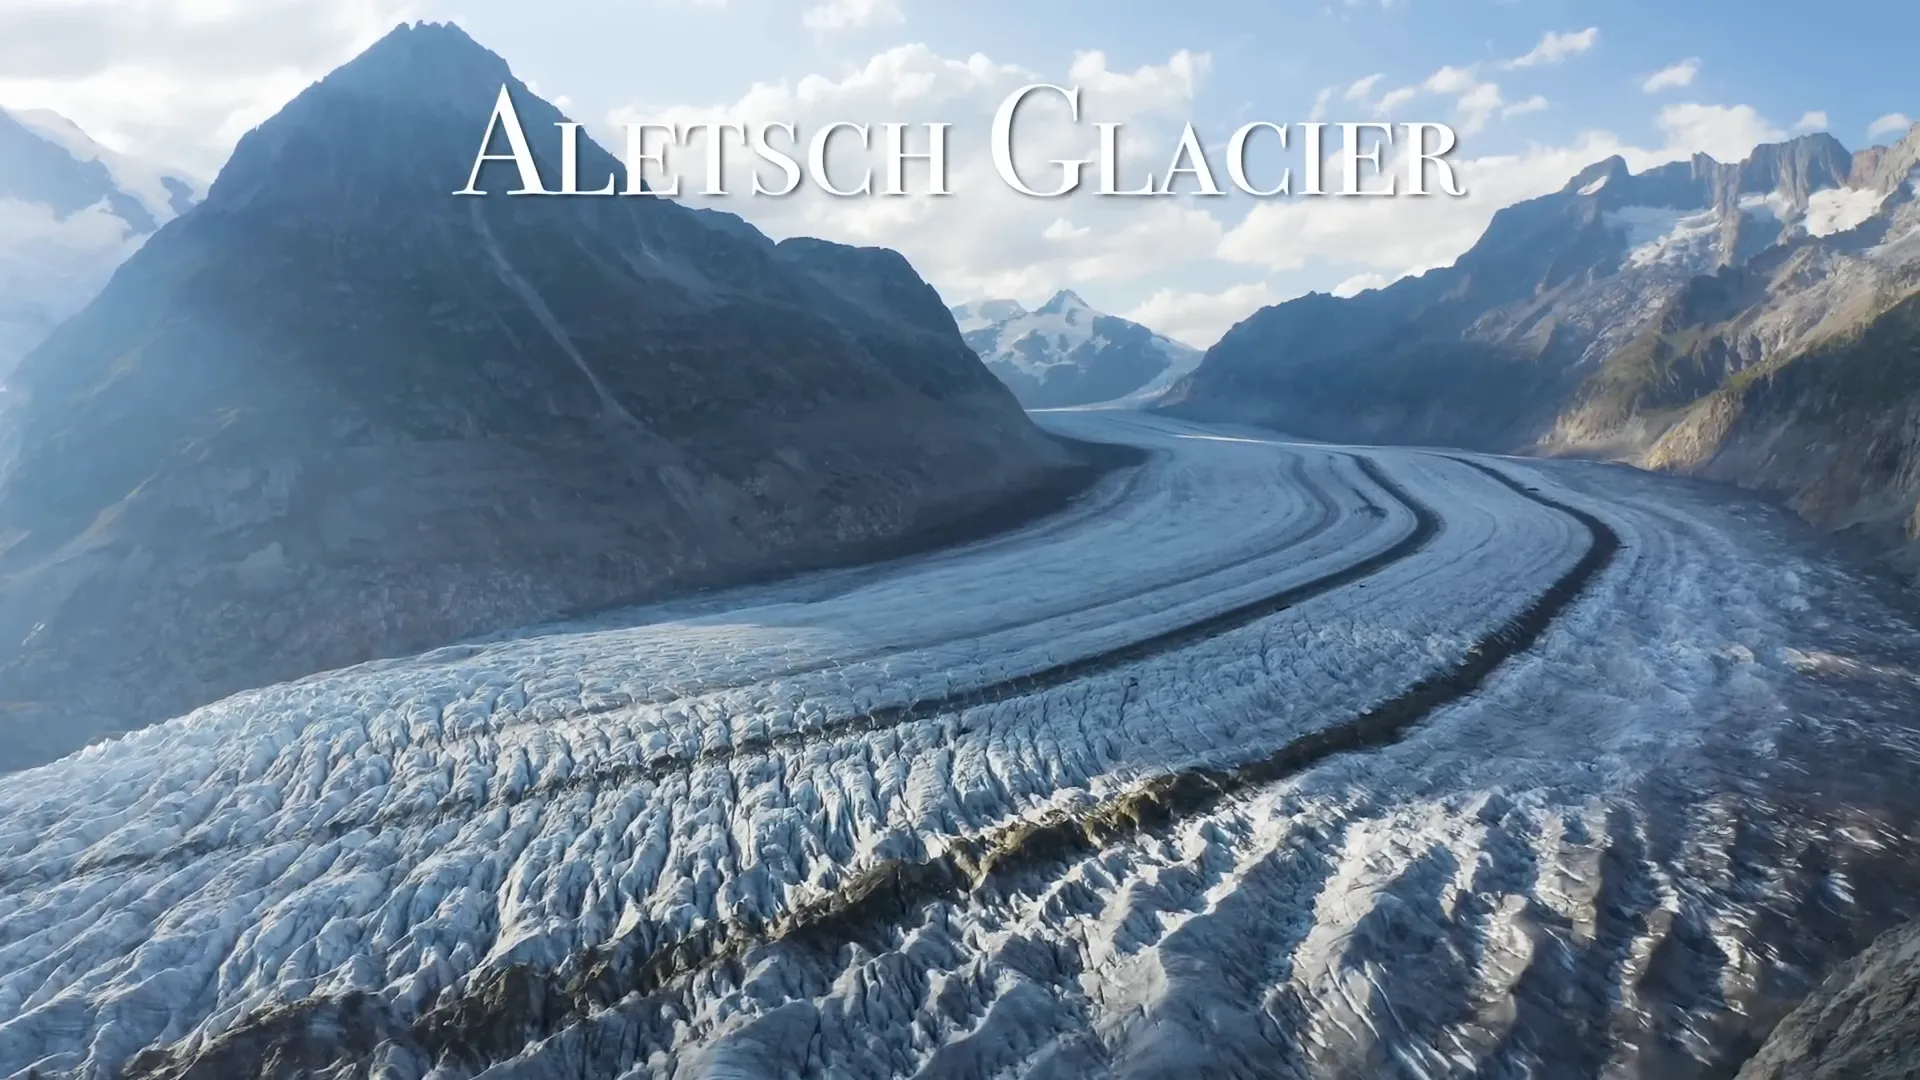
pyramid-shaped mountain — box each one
[955,289,1201,408]
[0,22,1080,769]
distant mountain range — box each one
[0,22,1087,769]
[953,289,1200,408]
[1162,125,1920,575]
[0,107,197,379]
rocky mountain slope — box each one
[0,107,196,379]
[0,22,1089,771]
[1161,124,1920,573]
[954,289,1200,407]
[1737,915,1920,1079]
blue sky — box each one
[458,0,1914,155]
[3,0,1917,343]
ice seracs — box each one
[4,412,1919,1079]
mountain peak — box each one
[1039,289,1090,315]
[309,20,512,112]
[1565,155,1630,195]
[961,288,1198,407]
[204,19,567,211]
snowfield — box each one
[4,411,1920,1079]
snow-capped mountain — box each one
[954,289,1201,408]
[1164,123,1920,574]
[0,107,197,379]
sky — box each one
[2,0,1917,346]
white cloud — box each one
[1640,58,1699,93]
[1505,27,1598,68]
[615,44,1219,302]
[1331,272,1390,297]
[1217,132,1646,279]
[1337,73,1419,116]
[1794,110,1829,133]
[801,0,904,31]
[1217,99,1788,289]
[1455,82,1505,134]
[1306,86,1335,122]
[1376,85,1419,112]
[1868,112,1915,140]
[1655,102,1784,162]
[1423,65,1478,95]
[1123,282,1278,348]
[1502,94,1548,119]
[0,0,412,175]
[1344,73,1386,101]
[1042,217,1090,241]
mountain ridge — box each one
[955,289,1201,408]
[0,106,197,379]
[1160,122,1920,573]
[0,20,1093,771]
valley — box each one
[4,411,1918,1079]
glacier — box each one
[2,412,1919,1078]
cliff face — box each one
[1161,124,1920,574]
[1646,287,1920,572]
[1737,917,1920,1080]
[0,22,1081,771]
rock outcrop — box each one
[1738,918,1920,1079]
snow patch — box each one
[3,107,195,227]
[1578,175,1609,196]
[1605,205,1724,271]
[1737,191,1794,223]
[1804,185,1886,238]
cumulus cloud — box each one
[801,0,904,32]
[1505,28,1598,69]
[1868,112,1915,140]
[1793,111,1829,133]
[1122,282,1279,348]
[1654,103,1784,162]
[1640,58,1699,93]
[613,44,1220,304]
[1216,99,1789,292]
[0,0,412,174]
[1216,132,1641,279]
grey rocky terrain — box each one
[0,22,1089,772]
[1161,125,1920,576]
[954,290,1200,408]
[1739,916,1920,1079]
